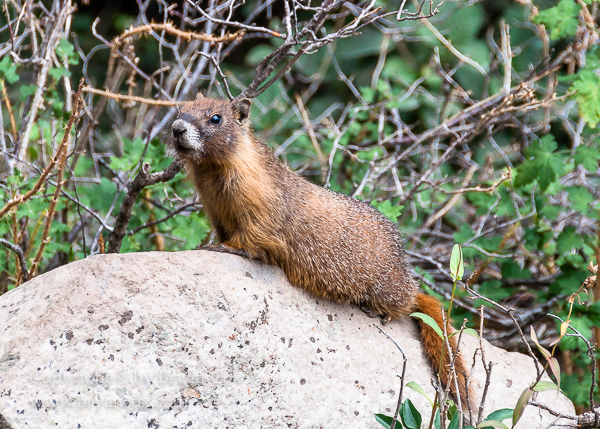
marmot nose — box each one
[172,119,188,139]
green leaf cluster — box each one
[571,53,600,128]
[514,135,566,191]
[534,0,581,40]
[0,57,19,84]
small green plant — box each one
[376,245,511,429]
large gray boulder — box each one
[0,251,574,428]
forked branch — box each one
[106,160,182,253]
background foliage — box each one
[1,0,599,415]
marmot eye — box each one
[210,114,222,124]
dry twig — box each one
[106,161,182,253]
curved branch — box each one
[106,160,182,253]
[0,238,28,283]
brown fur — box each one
[167,95,472,408]
[416,293,469,406]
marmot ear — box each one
[234,98,252,123]
[195,92,204,101]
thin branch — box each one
[500,20,512,94]
[113,23,244,45]
[419,17,487,78]
[0,238,28,282]
[28,142,67,277]
[186,0,286,39]
[198,53,234,100]
[29,80,85,277]
[477,306,493,425]
[294,93,326,166]
[528,401,577,420]
[106,160,182,253]
[0,80,85,219]
[128,202,199,235]
[373,324,408,429]
[424,165,477,228]
[83,86,186,106]
[16,3,73,165]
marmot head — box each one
[168,94,252,163]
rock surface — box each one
[0,250,574,428]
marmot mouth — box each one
[175,143,191,152]
[173,141,203,159]
[172,138,193,153]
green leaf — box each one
[410,312,444,338]
[530,326,552,360]
[78,177,119,213]
[574,144,600,170]
[467,191,498,216]
[171,212,210,250]
[533,0,581,40]
[110,138,146,172]
[400,399,422,429]
[0,57,19,83]
[530,326,561,389]
[360,86,377,104]
[450,244,464,281]
[513,387,533,427]
[335,27,385,60]
[454,223,474,244]
[20,84,37,100]
[547,356,562,388]
[125,235,140,252]
[532,381,559,392]
[553,264,589,295]
[447,411,461,429]
[49,66,71,81]
[375,414,394,429]
[514,135,566,191]
[572,68,600,127]
[566,186,594,213]
[465,328,479,338]
[562,373,592,408]
[406,381,433,406]
[557,226,583,254]
[478,421,509,429]
[373,200,404,223]
[56,38,79,65]
[447,402,458,422]
[486,409,513,422]
[582,302,600,326]
[500,261,531,279]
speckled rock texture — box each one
[0,250,574,428]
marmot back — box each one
[166,94,471,408]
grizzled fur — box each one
[166,94,471,407]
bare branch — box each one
[373,324,407,429]
[106,160,182,253]
[0,238,28,283]
[113,23,244,45]
[15,3,74,165]
[198,53,234,100]
[128,202,199,236]
[83,86,187,106]
[0,80,85,219]
[186,0,286,39]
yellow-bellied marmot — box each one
[167,94,470,407]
